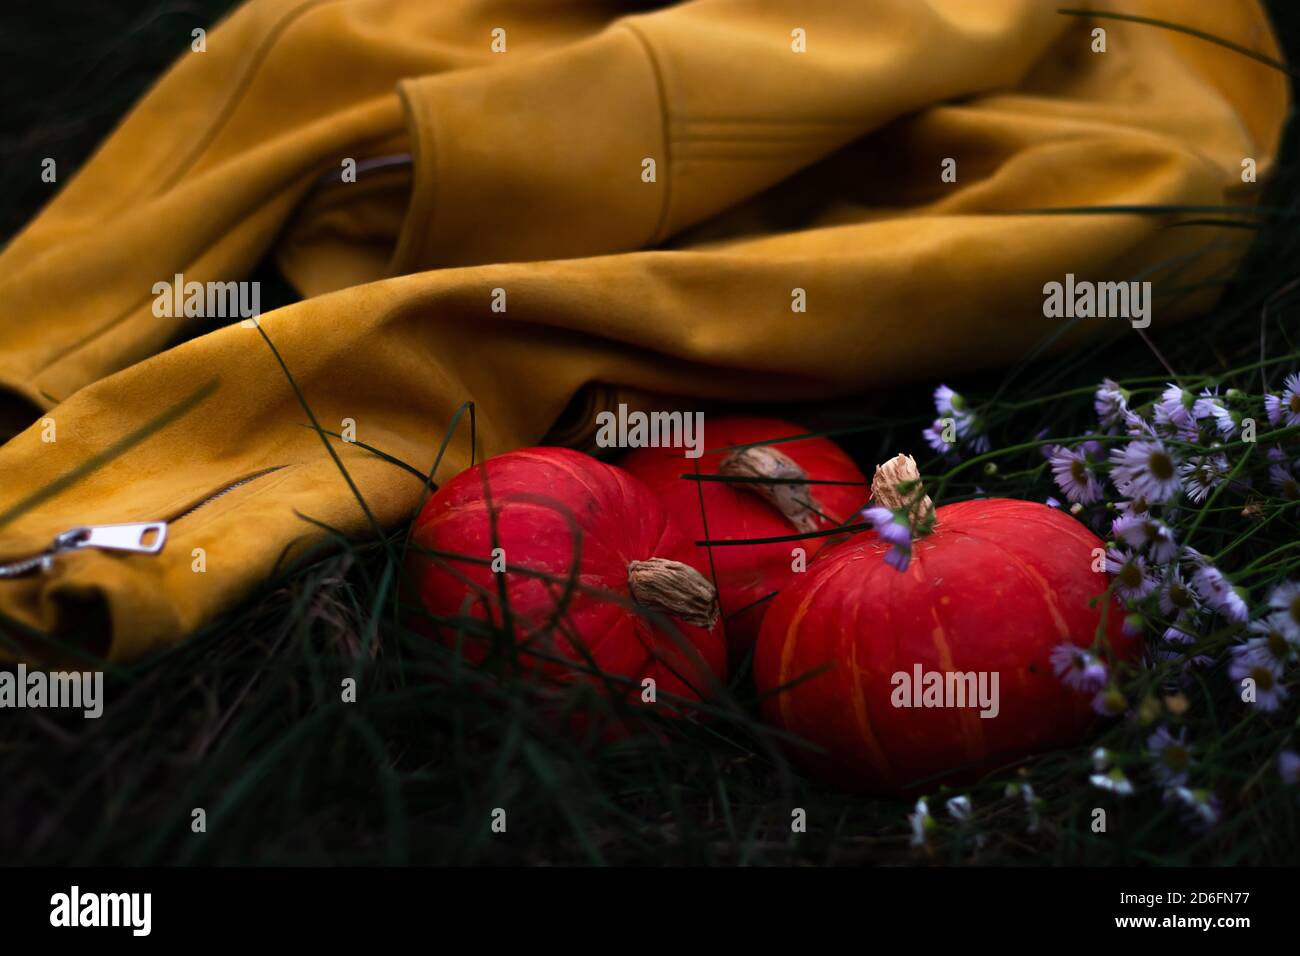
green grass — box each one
[1,1,1299,865]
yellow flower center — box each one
[1149,452,1175,481]
[1165,744,1189,771]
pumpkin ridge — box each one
[776,564,840,736]
[516,512,627,589]
[646,636,711,703]
[947,525,1078,638]
[941,524,1079,707]
[481,495,600,534]
[946,505,1101,552]
[513,572,609,648]
[876,536,912,785]
[845,628,888,782]
[842,560,895,780]
[523,449,618,512]
[912,541,988,764]
[575,596,640,661]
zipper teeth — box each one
[0,555,46,578]
[0,466,288,578]
[168,465,287,522]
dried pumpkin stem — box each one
[717,445,821,534]
[627,558,720,629]
[871,454,936,531]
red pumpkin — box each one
[754,454,1137,793]
[619,417,867,662]
[406,447,726,715]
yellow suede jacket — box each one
[0,0,1289,661]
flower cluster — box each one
[1043,374,1300,826]
[925,371,1300,833]
[923,385,991,458]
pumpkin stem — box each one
[717,445,821,534]
[627,558,720,629]
[871,454,936,532]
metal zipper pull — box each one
[0,468,281,579]
[56,522,167,554]
[0,522,167,578]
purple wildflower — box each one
[962,426,991,455]
[1090,768,1135,796]
[923,418,957,455]
[863,506,912,572]
[1050,642,1109,693]
[1112,513,1179,563]
[1163,786,1221,831]
[1190,562,1249,622]
[1178,452,1229,503]
[908,798,935,847]
[1092,747,1112,772]
[1049,444,1103,504]
[1147,725,1192,787]
[1123,408,1158,438]
[945,795,972,821]
[1094,379,1129,431]
[1228,643,1288,712]
[1247,613,1298,664]
[1268,581,1300,636]
[1159,570,1200,618]
[1156,619,1214,671]
[1193,389,1237,439]
[1105,548,1157,601]
[925,386,990,454]
[1114,496,1153,519]
[1110,439,1181,502]
[1280,751,1300,786]
[1264,372,1300,427]
[1269,463,1299,500]
[1154,383,1197,439]
[933,385,961,417]
[1091,683,1127,717]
